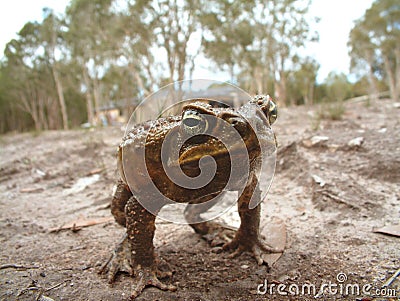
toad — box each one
[100,95,281,299]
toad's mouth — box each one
[177,138,256,170]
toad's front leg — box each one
[101,196,176,300]
[125,197,177,299]
[223,175,284,265]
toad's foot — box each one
[99,235,176,299]
[99,235,173,283]
[128,265,177,300]
[223,233,284,265]
[196,222,236,248]
[99,234,132,283]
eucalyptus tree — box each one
[41,8,69,129]
[117,1,157,96]
[292,56,319,105]
[65,0,123,125]
[127,0,203,87]
[0,62,33,132]
[201,0,317,105]
[349,0,400,101]
[2,22,62,131]
[325,72,352,103]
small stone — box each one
[348,136,364,148]
[312,174,326,187]
[38,296,55,301]
[311,135,329,145]
[241,264,249,269]
[303,136,329,147]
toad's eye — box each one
[182,110,208,135]
[268,100,278,125]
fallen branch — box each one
[0,264,39,270]
[314,189,363,210]
[49,216,114,233]
[20,187,44,193]
[86,167,105,176]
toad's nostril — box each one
[183,118,200,127]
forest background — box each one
[0,0,398,133]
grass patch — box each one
[317,101,346,121]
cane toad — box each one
[100,95,281,299]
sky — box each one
[0,0,374,82]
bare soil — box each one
[0,98,399,301]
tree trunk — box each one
[395,48,400,101]
[52,66,69,130]
[308,82,314,106]
[131,63,149,96]
[20,92,41,131]
[85,92,95,126]
[383,54,398,102]
[46,96,59,130]
[365,52,378,101]
[37,90,49,130]
[93,77,102,126]
[276,70,287,106]
[254,66,263,95]
[82,68,95,125]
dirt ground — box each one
[0,98,399,301]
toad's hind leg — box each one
[184,193,235,247]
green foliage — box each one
[324,72,352,102]
[201,0,318,103]
[312,72,351,122]
[287,56,320,105]
[320,101,346,121]
[2,0,389,134]
[311,101,345,131]
[348,0,400,101]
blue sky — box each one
[0,0,374,82]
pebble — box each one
[311,135,329,145]
[348,136,364,148]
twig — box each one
[48,216,114,232]
[0,264,39,270]
[18,286,40,297]
[20,187,44,193]
[383,268,400,288]
[315,189,363,210]
[18,278,71,298]
[86,167,105,176]
[45,279,71,292]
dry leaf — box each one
[260,217,286,266]
[373,225,400,238]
